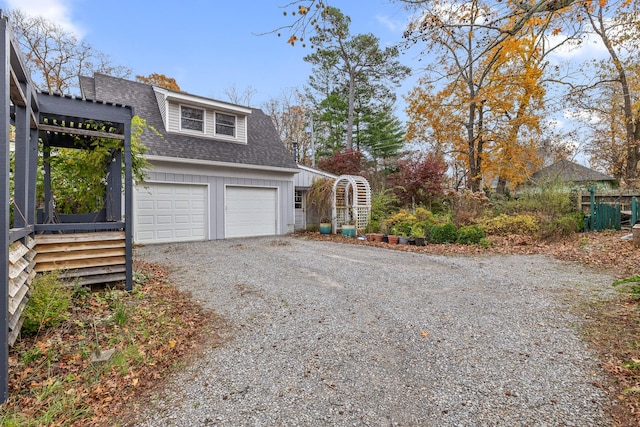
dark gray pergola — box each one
[1,12,134,403]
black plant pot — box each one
[382,234,389,243]
[414,237,426,246]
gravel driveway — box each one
[133,236,614,426]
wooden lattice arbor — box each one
[332,175,371,233]
[1,11,134,403]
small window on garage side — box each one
[215,112,236,137]
[181,106,204,132]
[295,190,303,209]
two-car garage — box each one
[134,182,279,244]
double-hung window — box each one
[181,106,204,132]
[215,113,236,137]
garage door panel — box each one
[226,187,277,238]
[135,183,208,244]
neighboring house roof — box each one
[531,159,616,184]
[79,73,298,172]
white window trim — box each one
[215,112,237,139]
[179,104,206,134]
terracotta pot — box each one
[372,233,383,242]
[387,235,399,245]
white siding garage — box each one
[135,182,208,244]
[225,186,277,238]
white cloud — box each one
[547,27,609,62]
[5,0,85,37]
[376,14,403,33]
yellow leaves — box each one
[168,339,176,348]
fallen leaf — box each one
[420,330,429,338]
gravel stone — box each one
[132,237,614,426]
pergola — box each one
[1,12,134,403]
[332,175,371,233]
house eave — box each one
[152,87,253,115]
[146,154,300,174]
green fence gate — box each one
[585,186,622,231]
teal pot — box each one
[319,223,332,234]
[341,225,356,238]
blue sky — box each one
[2,0,419,109]
[2,0,610,166]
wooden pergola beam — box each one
[38,124,125,141]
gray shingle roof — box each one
[79,74,298,171]
[532,159,616,183]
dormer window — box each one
[215,112,236,137]
[181,106,204,132]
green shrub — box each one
[411,223,425,238]
[22,271,72,336]
[429,222,458,243]
[383,210,418,232]
[456,225,485,244]
[394,221,414,237]
[542,212,584,238]
[479,214,539,236]
[414,207,439,224]
[370,190,401,225]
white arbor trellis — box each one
[332,175,371,233]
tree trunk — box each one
[346,72,355,150]
[496,177,507,195]
[593,7,639,185]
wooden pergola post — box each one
[0,12,10,404]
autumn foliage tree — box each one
[135,73,181,91]
[388,154,447,207]
[567,0,640,186]
[404,0,572,191]
[317,148,364,175]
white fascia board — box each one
[152,86,252,115]
[297,164,338,179]
[146,154,300,174]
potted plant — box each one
[341,216,357,238]
[387,226,399,245]
[411,223,426,246]
[307,177,335,234]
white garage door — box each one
[135,183,208,244]
[226,186,277,238]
